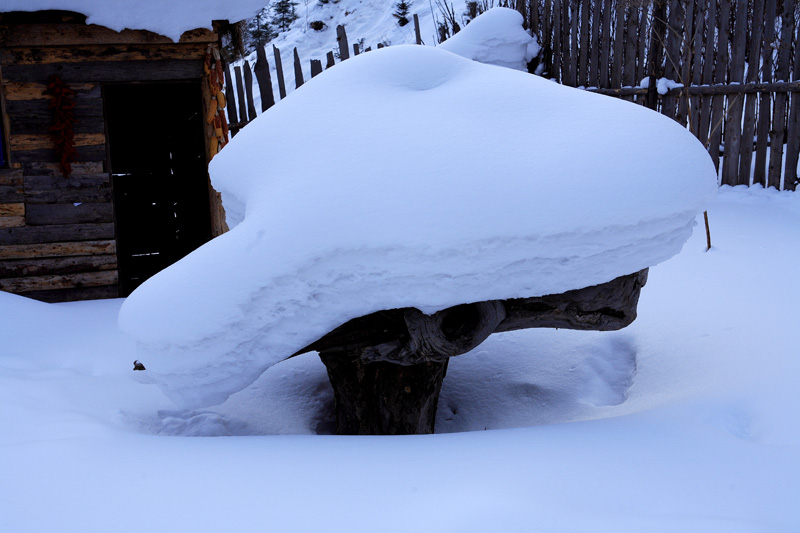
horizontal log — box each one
[5,97,104,119]
[24,173,111,204]
[1,81,98,101]
[0,203,24,217]
[11,133,106,151]
[0,269,118,293]
[0,20,216,47]
[0,216,25,228]
[0,184,24,203]
[2,59,205,83]
[0,239,116,259]
[20,284,120,303]
[0,43,209,65]
[0,222,115,245]
[8,115,106,136]
[297,270,648,363]
[11,144,107,164]
[21,161,104,176]
[0,253,117,277]
[25,202,113,225]
[587,81,800,98]
[0,169,24,186]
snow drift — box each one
[119,42,717,409]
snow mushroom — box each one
[119,41,717,434]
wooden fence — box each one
[226,1,800,191]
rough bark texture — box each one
[305,270,648,435]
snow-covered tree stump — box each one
[298,269,648,435]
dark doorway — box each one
[105,82,211,296]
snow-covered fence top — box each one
[119,43,717,409]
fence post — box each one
[310,59,323,77]
[243,60,257,122]
[223,61,238,131]
[646,1,666,110]
[234,66,248,124]
[721,0,748,186]
[414,14,422,44]
[293,47,304,89]
[254,45,275,112]
[739,0,765,185]
[767,0,795,190]
[326,51,335,68]
[273,45,287,99]
[337,25,350,60]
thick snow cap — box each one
[120,40,717,409]
[0,0,265,41]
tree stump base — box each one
[318,354,449,435]
[296,270,649,435]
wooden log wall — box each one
[0,10,222,302]
[530,0,799,191]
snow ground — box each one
[1,186,799,531]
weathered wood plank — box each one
[0,203,24,217]
[20,161,103,176]
[707,0,730,171]
[0,222,114,245]
[0,169,24,186]
[689,0,706,133]
[10,133,105,151]
[660,0,684,120]
[0,22,216,47]
[273,45,287,99]
[0,44,208,65]
[1,60,204,83]
[785,20,800,192]
[611,3,625,89]
[0,270,118,293]
[336,25,350,61]
[754,0,777,186]
[233,66,248,124]
[8,115,105,136]
[5,97,104,119]
[767,0,795,190]
[720,0,749,186]
[565,0,578,86]
[20,284,120,303]
[24,174,112,204]
[675,0,696,126]
[599,0,612,88]
[11,142,106,164]
[552,0,562,82]
[739,0,766,185]
[25,202,113,226]
[697,0,716,145]
[636,3,649,88]
[0,216,26,228]
[0,240,116,260]
[293,47,304,89]
[243,60,257,122]
[0,185,24,203]
[0,254,117,277]
[254,45,275,112]
[578,0,591,86]
[646,0,667,110]
[223,61,238,130]
[2,82,98,101]
[310,59,323,78]
[623,4,639,89]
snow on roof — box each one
[119,41,717,409]
[0,0,265,41]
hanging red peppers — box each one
[43,75,78,178]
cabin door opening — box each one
[105,82,211,297]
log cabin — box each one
[0,2,261,302]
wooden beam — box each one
[0,203,24,217]
[2,60,204,83]
[10,133,106,151]
[0,222,115,245]
[0,23,216,47]
[0,240,116,259]
[0,44,209,65]
[25,202,113,226]
[0,269,118,293]
[0,254,117,277]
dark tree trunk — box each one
[297,270,648,436]
[319,354,449,435]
